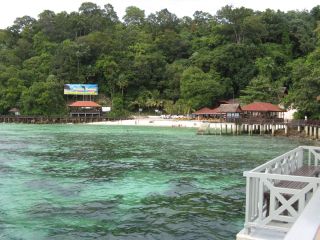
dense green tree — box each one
[0,77,26,114]
[96,56,119,98]
[240,76,281,104]
[0,3,319,118]
[123,6,145,26]
[216,5,253,43]
[164,59,188,100]
[155,29,190,63]
[211,43,259,95]
[108,94,129,118]
[180,66,224,109]
[20,75,65,116]
[104,4,119,24]
[284,50,320,118]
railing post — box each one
[297,147,303,168]
[308,149,311,166]
[245,175,251,234]
[258,177,264,222]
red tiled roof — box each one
[69,101,101,107]
[193,107,220,115]
[194,104,243,115]
[194,107,211,114]
[209,107,220,114]
[242,102,285,112]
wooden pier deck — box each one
[0,115,124,124]
[197,119,320,139]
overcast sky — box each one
[1,0,319,29]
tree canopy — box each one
[0,3,319,118]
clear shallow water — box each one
[0,124,311,240]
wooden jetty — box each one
[197,119,320,139]
[0,115,124,124]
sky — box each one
[0,0,319,29]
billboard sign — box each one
[102,107,111,112]
[64,84,98,95]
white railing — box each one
[244,146,320,234]
[284,188,320,240]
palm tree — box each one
[117,74,129,96]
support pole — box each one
[272,125,275,136]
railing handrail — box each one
[244,171,320,183]
[247,146,320,173]
[300,145,320,150]
[249,146,302,173]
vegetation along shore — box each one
[0,3,319,119]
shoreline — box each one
[88,118,203,128]
[87,118,320,144]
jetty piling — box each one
[197,119,320,139]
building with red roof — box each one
[193,107,221,119]
[242,102,286,119]
[69,101,101,108]
[193,107,213,115]
[193,102,286,121]
[215,104,242,121]
[193,104,242,121]
[69,101,102,117]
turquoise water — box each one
[0,124,311,239]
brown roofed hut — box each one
[69,101,102,117]
[193,107,212,116]
[193,104,242,121]
[192,107,221,119]
[215,104,242,122]
[242,102,286,120]
[9,108,20,116]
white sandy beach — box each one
[88,117,204,128]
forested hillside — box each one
[0,3,320,118]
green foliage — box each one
[240,76,280,104]
[0,77,26,114]
[109,95,129,118]
[123,6,145,26]
[20,75,66,116]
[0,3,319,118]
[284,54,320,118]
[216,5,265,44]
[180,67,224,109]
[211,44,259,95]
